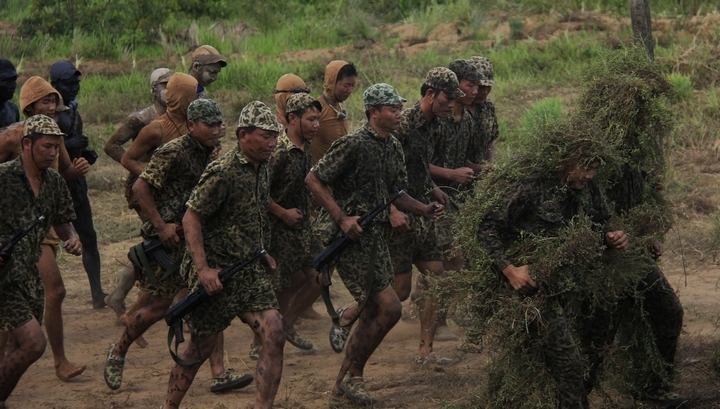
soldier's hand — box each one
[452,167,475,184]
[158,223,181,248]
[339,215,363,240]
[430,188,450,209]
[65,135,89,150]
[502,264,537,295]
[283,208,304,228]
[389,208,410,233]
[423,202,444,220]
[62,237,82,256]
[261,253,277,275]
[198,267,222,295]
[605,231,629,251]
[73,157,90,175]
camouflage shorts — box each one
[434,203,459,248]
[188,265,279,337]
[0,268,44,330]
[386,215,443,274]
[335,226,394,303]
[134,244,187,299]
[42,226,62,246]
[269,222,323,292]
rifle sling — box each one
[128,242,180,285]
[321,229,379,328]
[167,323,203,367]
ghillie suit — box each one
[578,47,681,399]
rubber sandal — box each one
[636,389,688,408]
[414,351,454,366]
[338,376,376,406]
[329,306,351,353]
[434,325,459,341]
[209,372,254,393]
[248,344,261,361]
[103,342,125,390]
[284,327,314,350]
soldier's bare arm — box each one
[183,208,222,295]
[267,199,303,228]
[305,171,362,240]
[133,178,180,248]
[0,137,15,163]
[394,192,444,220]
[121,123,162,176]
[57,143,89,181]
[53,222,82,255]
[429,163,474,184]
[104,114,145,163]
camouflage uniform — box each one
[184,101,280,337]
[478,175,613,409]
[468,56,499,165]
[267,94,323,291]
[311,83,408,302]
[0,115,75,330]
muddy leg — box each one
[112,295,173,359]
[414,260,444,358]
[163,333,216,409]
[0,319,46,402]
[282,267,322,330]
[241,310,285,409]
[105,265,135,319]
[208,331,226,378]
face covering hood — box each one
[165,73,198,119]
[19,76,61,117]
[0,59,17,102]
[274,74,308,126]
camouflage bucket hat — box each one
[286,93,321,114]
[448,59,482,82]
[23,114,66,138]
[237,101,283,132]
[363,83,407,110]
[469,56,495,86]
[424,67,465,99]
[187,98,224,124]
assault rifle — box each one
[0,215,45,295]
[164,248,267,365]
[128,226,185,275]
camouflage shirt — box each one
[432,107,477,196]
[0,156,75,281]
[468,99,499,164]
[311,122,408,222]
[138,133,213,239]
[267,131,313,219]
[394,102,438,204]
[186,146,270,268]
[478,175,612,271]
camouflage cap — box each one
[237,101,282,132]
[469,56,495,86]
[424,67,465,99]
[191,45,227,67]
[448,59,482,82]
[150,68,174,87]
[363,83,407,110]
[286,93,321,114]
[23,114,66,138]
[187,98,223,124]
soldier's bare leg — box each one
[112,295,173,359]
[0,333,6,361]
[208,331,227,378]
[414,260,444,358]
[0,319,46,402]
[240,309,285,409]
[163,333,217,409]
[118,290,150,348]
[38,245,86,380]
[281,267,322,330]
[335,287,401,392]
[105,265,136,318]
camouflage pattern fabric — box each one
[448,59,482,82]
[134,132,213,298]
[237,101,282,132]
[267,132,322,291]
[285,93,319,115]
[424,67,465,99]
[432,107,477,198]
[23,114,66,137]
[386,214,442,274]
[334,226,394,303]
[187,98,223,124]
[0,156,75,330]
[362,83,406,109]
[183,146,278,335]
[469,56,495,86]
[468,100,499,164]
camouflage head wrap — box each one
[448,59,482,82]
[23,114,66,138]
[424,67,465,99]
[363,83,406,110]
[237,101,282,132]
[187,98,223,124]
[285,93,322,115]
[469,56,495,86]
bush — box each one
[667,72,694,103]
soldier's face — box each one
[54,77,81,103]
[188,119,223,148]
[373,104,403,133]
[152,82,169,105]
[297,107,320,141]
[200,63,222,86]
[562,160,600,190]
[26,135,62,169]
[474,85,492,104]
[0,72,17,101]
[430,90,455,119]
[458,79,478,106]
[26,94,58,118]
[334,76,356,102]
[239,128,278,163]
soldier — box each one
[306,83,443,405]
[188,45,227,98]
[265,93,323,352]
[477,141,629,409]
[103,99,250,394]
[163,101,285,409]
[387,67,463,364]
[0,77,88,380]
[310,60,357,163]
[272,73,310,127]
[0,59,19,129]
[49,61,106,309]
[467,56,498,170]
[0,115,82,407]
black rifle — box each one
[128,226,185,282]
[164,248,267,365]
[0,215,45,294]
[313,190,404,326]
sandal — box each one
[103,342,125,390]
[337,375,376,406]
[284,327,314,351]
[209,371,254,393]
[414,351,454,366]
[248,344,261,361]
[329,306,352,353]
[636,389,688,408]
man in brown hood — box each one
[309,60,357,163]
[273,73,310,127]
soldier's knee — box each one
[45,283,66,305]
[25,333,47,360]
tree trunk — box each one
[630,0,654,60]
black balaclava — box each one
[0,59,18,102]
[49,61,82,103]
